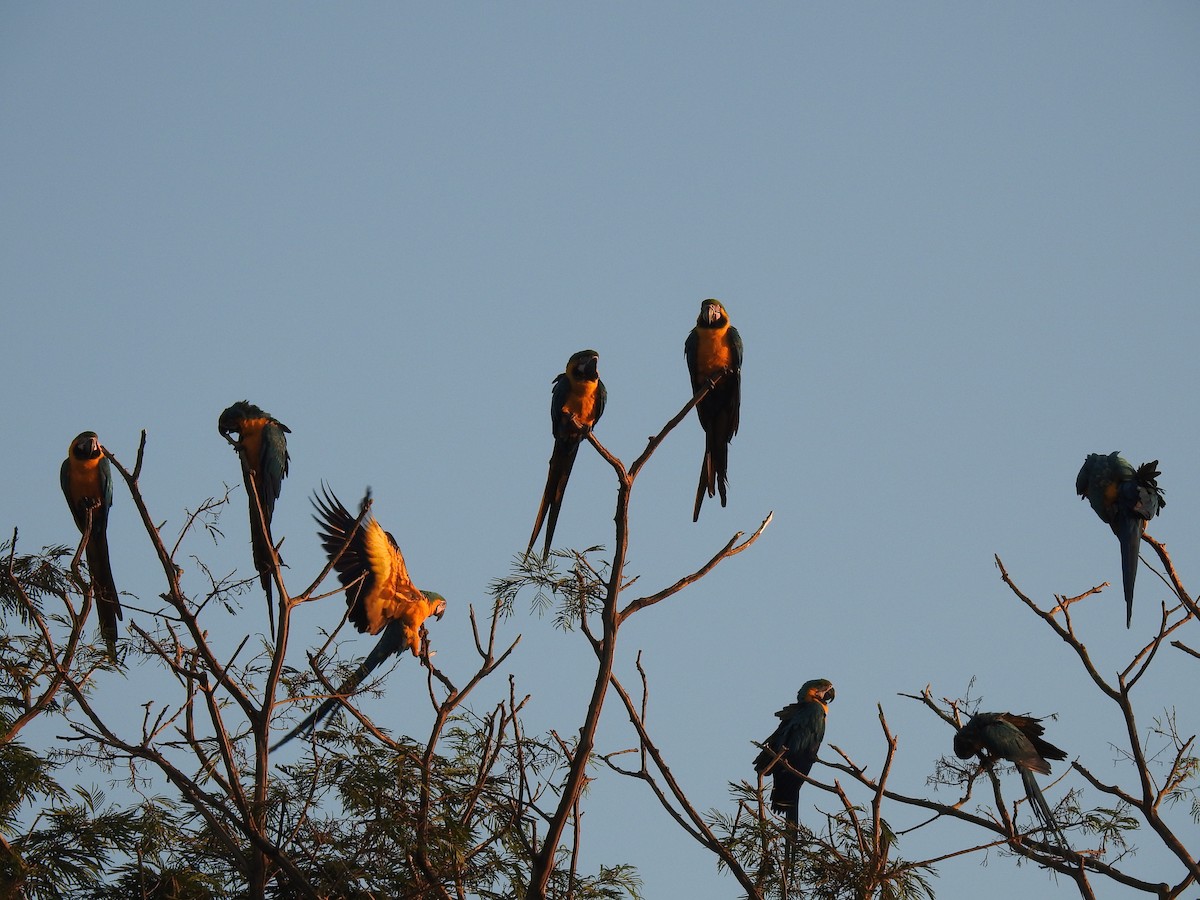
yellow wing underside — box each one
[358,517,432,650]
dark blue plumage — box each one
[60,431,122,659]
[1076,452,1165,627]
[754,679,835,825]
[218,401,291,627]
[684,299,743,521]
[527,350,607,559]
[954,712,1067,843]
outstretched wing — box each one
[312,485,417,635]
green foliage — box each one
[4,456,1198,900]
[492,548,608,632]
[0,542,74,625]
[708,783,937,900]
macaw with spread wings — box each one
[272,485,445,749]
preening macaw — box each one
[1075,452,1165,627]
[218,401,291,622]
[60,431,122,659]
[753,679,835,825]
[954,711,1068,842]
[684,299,742,521]
[272,485,445,749]
[526,350,607,559]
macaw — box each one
[526,350,607,559]
[60,431,122,659]
[753,678,835,825]
[954,711,1068,842]
[684,299,742,521]
[1075,452,1165,627]
[218,401,291,623]
[272,485,445,749]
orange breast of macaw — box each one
[237,419,268,470]
[67,456,105,505]
[562,379,601,428]
[1102,481,1119,513]
[695,324,734,377]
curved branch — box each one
[619,511,773,622]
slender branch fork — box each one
[55,431,323,898]
[525,374,772,900]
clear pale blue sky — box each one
[2,4,1198,897]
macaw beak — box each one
[823,686,836,704]
[434,600,446,620]
[575,353,599,380]
[76,434,102,457]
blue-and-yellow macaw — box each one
[526,350,607,559]
[272,485,445,749]
[684,299,742,521]
[60,431,122,659]
[753,678,835,825]
[218,401,290,623]
[954,711,1068,842]
[1075,452,1165,627]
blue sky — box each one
[2,4,1198,897]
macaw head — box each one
[953,712,1004,761]
[218,400,273,439]
[698,298,729,328]
[952,720,982,760]
[219,400,252,438]
[566,349,600,383]
[69,431,103,460]
[799,678,835,707]
[422,591,447,621]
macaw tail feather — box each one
[763,766,802,819]
[527,437,581,559]
[1114,514,1143,629]
[1021,769,1065,845]
[85,531,122,662]
[692,429,730,522]
[708,433,729,508]
[252,533,279,632]
[240,459,283,630]
[271,622,407,751]
[693,451,712,522]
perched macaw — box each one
[526,350,607,559]
[218,401,291,622]
[753,678,835,825]
[954,711,1068,842]
[684,299,742,521]
[272,485,446,749]
[1076,452,1165,627]
[60,431,122,659]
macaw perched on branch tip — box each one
[753,678,835,826]
[1076,451,1164,627]
[218,401,291,627]
[685,299,742,522]
[526,349,606,559]
[954,711,1068,843]
[60,431,122,660]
